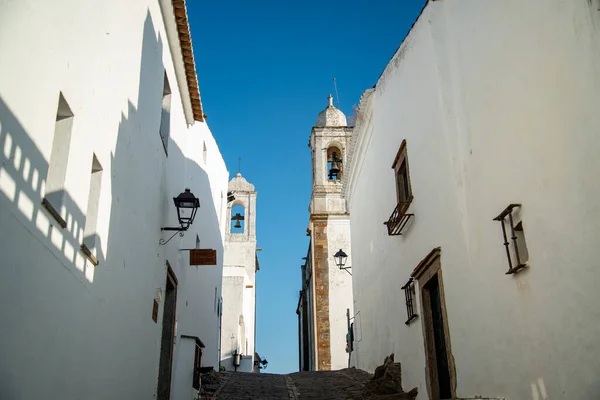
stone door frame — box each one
[411,248,457,400]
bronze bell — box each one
[231,212,244,229]
[328,152,342,179]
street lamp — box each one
[160,188,200,245]
[334,249,352,275]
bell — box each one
[231,212,245,229]
[328,152,342,179]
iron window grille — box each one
[192,342,202,390]
[346,322,355,353]
[402,278,418,325]
[493,204,528,275]
[385,140,414,235]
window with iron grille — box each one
[193,342,202,390]
[493,204,529,275]
[402,278,418,325]
[384,140,414,235]
[346,322,354,353]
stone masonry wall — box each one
[312,218,331,370]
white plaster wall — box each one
[220,273,246,370]
[347,1,600,399]
[326,217,353,370]
[171,338,197,400]
[165,119,229,371]
[0,0,229,398]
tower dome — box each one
[316,94,347,127]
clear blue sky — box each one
[187,0,426,374]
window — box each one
[346,322,355,353]
[159,72,171,154]
[192,342,202,390]
[401,278,418,325]
[202,141,207,165]
[327,147,343,180]
[493,204,529,274]
[42,92,74,228]
[393,140,412,210]
[213,286,217,312]
[384,140,414,235]
[81,154,103,266]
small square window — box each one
[493,204,529,275]
[402,278,418,325]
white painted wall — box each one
[326,217,353,370]
[345,1,600,399]
[171,338,198,400]
[0,0,228,398]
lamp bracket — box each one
[159,228,187,245]
[339,266,352,276]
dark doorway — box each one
[157,266,178,400]
[424,274,452,399]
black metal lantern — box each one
[334,249,351,275]
[261,358,268,370]
[231,212,244,229]
[328,152,342,179]
[173,189,200,229]
[160,188,200,245]
[334,249,348,269]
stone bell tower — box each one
[221,173,259,372]
[307,95,354,370]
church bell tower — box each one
[307,95,354,370]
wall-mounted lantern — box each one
[334,249,352,275]
[160,188,200,245]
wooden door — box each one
[157,266,177,400]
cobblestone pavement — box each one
[213,368,373,400]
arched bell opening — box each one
[327,146,343,181]
[230,204,245,233]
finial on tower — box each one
[328,94,333,107]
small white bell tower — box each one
[221,173,259,372]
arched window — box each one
[230,204,245,233]
[327,147,343,180]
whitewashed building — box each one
[221,173,260,372]
[0,1,229,399]
[297,96,354,371]
[343,1,600,399]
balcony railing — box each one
[384,200,413,236]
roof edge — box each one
[375,0,432,87]
[172,0,204,122]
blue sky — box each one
[187,0,427,374]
